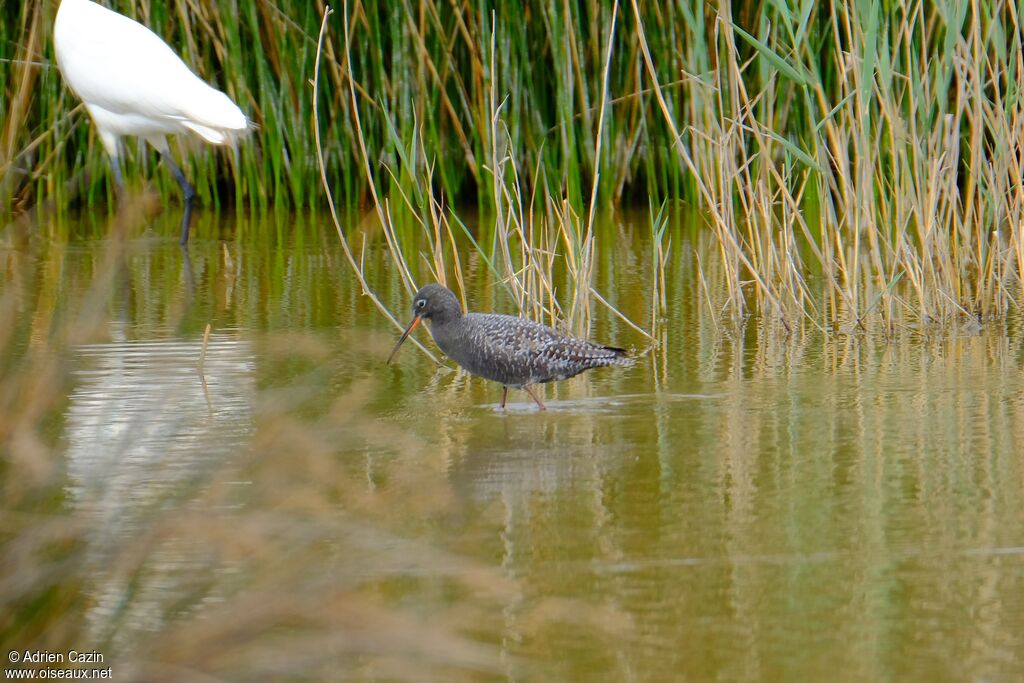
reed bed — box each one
[2,0,1023,332]
[313,3,654,340]
[681,0,1024,333]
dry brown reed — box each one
[314,2,654,351]
[671,2,1024,334]
[5,1,1022,336]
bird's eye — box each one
[416,300,426,309]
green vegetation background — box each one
[0,1,845,212]
[3,1,1023,326]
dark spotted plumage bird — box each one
[387,284,632,410]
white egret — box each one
[54,0,249,244]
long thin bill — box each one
[387,316,421,364]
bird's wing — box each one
[462,314,608,382]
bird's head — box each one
[386,284,462,364]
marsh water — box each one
[4,209,1024,681]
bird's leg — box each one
[99,133,126,204]
[500,386,508,409]
[523,385,546,411]
[159,149,197,245]
[107,152,126,199]
[105,150,135,240]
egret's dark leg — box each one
[159,150,197,245]
[99,133,126,202]
[108,152,126,196]
[523,385,546,411]
[104,149,133,241]
[500,386,508,409]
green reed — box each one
[1,1,683,213]
[2,0,1023,331]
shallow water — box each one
[3,209,1024,680]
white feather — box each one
[54,0,250,243]
[54,0,248,151]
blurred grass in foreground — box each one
[0,224,508,681]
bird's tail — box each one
[602,346,634,367]
[181,85,251,145]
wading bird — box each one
[54,0,249,244]
[388,284,632,410]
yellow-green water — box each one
[2,210,1024,681]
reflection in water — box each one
[64,325,254,644]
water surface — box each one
[3,210,1023,680]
